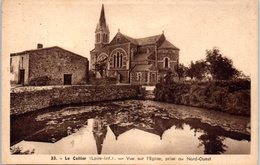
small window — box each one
[10,57,12,66]
[137,72,142,81]
[117,37,121,43]
[151,73,156,80]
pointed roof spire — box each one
[99,4,106,28]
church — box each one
[90,5,180,85]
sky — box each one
[3,0,257,76]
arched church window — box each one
[97,33,100,42]
[105,34,108,42]
[120,53,123,67]
[113,54,116,67]
[111,49,127,69]
[116,52,120,67]
[104,34,106,42]
[103,33,107,42]
[164,57,169,68]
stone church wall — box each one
[157,50,178,61]
[157,61,176,70]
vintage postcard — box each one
[1,0,258,164]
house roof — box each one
[10,46,88,60]
[159,40,180,50]
[133,52,153,61]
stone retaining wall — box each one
[11,85,140,115]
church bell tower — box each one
[95,4,110,49]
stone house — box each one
[90,5,180,85]
[10,44,89,86]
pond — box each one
[11,100,250,155]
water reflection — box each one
[198,133,227,154]
[92,117,108,154]
[11,100,250,154]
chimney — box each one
[37,43,43,49]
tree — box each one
[206,47,239,80]
[175,63,186,80]
[95,62,106,77]
[186,61,195,80]
[186,60,207,80]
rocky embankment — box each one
[154,80,250,116]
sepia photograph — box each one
[2,0,258,164]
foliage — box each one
[95,62,107,77]
[175,63,187,80]
[154,80,250,116]
[161,70,175,85]
[11,146,35,154]
[186,60,207,80]
[198,134,227,154]
[205,47,240,80]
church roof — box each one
[90,45,108,53]
[108,117,177,140]
[99,4,106,27]
[136,34,163,45]
[159,39,179,50]
[96,4,109,32]
[132,64,153,71]
[133,52,153,61]
[122,34,139,45]
[117,33,164,46]
[109,124,134,139]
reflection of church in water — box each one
[91,116,249,154]
[90,5,180,85]
[91,116,177,154]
